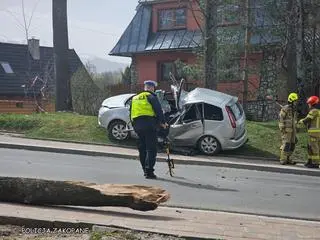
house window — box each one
[0,62,14,74]
[158,8,186,30]
[158,62,176,81]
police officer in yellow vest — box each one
[279,93,299,165]
[298,96,320,168]
[130,80,168,179]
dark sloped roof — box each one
[109,0,283,57]
[109,4,152,56]
[0,42,83,96]
[145,30,202,51]
[109,4,203,56]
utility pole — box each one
[286,0,298,94]
[204,0,218,90]
[52,0,72,111]
[242,0,251,111]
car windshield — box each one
[125,97,134,108]
[229,101,243,120]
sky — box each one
[0,0,139,64]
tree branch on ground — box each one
[0,177,170,211]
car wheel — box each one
[108,120,129,141]
[198,136,221,155]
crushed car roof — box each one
[182,88,237,105]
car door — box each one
[201,103,225,134]
[170,78,187,112]
[169,103,204,146]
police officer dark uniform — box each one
[130,80,168,179]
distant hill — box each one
[80,56,129,73]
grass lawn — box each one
[227,121,308,161]
[0,113,309,161]
[0,112,109,144]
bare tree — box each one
[21,0,40,41]
[20,0,50,112]
[179,0,218,89]
[21,0,40,74]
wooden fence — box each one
[0,100,55,114]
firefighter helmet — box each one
[307,96,319,106]
[288,93,299,103]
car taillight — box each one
[226,106,236,129]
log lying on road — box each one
[0,177,170,211]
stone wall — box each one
[257,50,280,100]
[246,100,284,121]
[244,49,283,121]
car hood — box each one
[101,94,134,108]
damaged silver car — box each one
[98,79,247,155]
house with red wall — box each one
[109,0,280,102]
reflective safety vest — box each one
[306,109,320,138]
[279,105,296,132]
[130,92,156,121]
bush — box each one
[71,67,109,116]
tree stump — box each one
[0,177,170,211]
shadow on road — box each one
[156,177,238,192]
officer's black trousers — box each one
[135,127,157,175]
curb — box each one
[32,136,278,162]
[218,153,277,161]
[0,132,278,162]
[163,205,320,222]
[0,215,213,240]
[0,142,319,177]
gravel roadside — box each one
[0,225,195,240]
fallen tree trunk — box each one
[0,177,170,211]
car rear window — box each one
[229,102,243,120]
[203,103,223,121]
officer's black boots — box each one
[145,173,157,179]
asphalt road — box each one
[1,148,320,220]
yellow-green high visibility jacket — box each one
[130,92,156,121]
[302,108,320,138]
